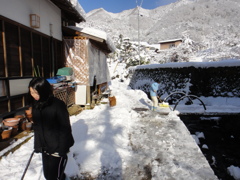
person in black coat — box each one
[28,77,74,180]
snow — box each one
[69,0,87,20]
[0,77,240,180]
[159,38,183,43]
[228,166,240,180]
[137,59,240,69]
[67,26,116,52]
[1,61,240,179]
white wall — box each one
[0,0,62,40]
[9,78,32,96]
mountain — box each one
[79,0,239,43]
[78,0,240,63]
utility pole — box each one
[137,5,140,65]
[136,0,143,65]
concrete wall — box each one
[0,0,62,40]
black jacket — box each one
[32,97,74,156]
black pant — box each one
[42,152,67,180]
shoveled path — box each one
[122,108,218,180]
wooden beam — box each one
[2,21,8,77]
[30,32,34,77]
[79,32,104,43]
[18,27,23,77]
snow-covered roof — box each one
[50,0,86,23]
[137,59,240,69]
[67,26,116,53]
[159,38,183,44]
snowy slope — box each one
[79,0,240,63]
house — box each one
[62,26,115,107]
[159,38,182,50]
[0,0,86,118]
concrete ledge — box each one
[0,131,33,159]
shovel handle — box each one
[21,150,35,180]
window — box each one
[169,43,176,48]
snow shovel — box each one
[21,150,35,180]
[157,96,170,108]
[156,96,171,115]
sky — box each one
[1,61,240,180]
[78,0,179,13]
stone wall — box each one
[129,65,240,99]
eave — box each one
[62,26,115,54]
[50,0,86,23]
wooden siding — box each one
[160,40,182,50]
[0,16,64,117]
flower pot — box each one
[25,107,32,115]
[25,115,33,122]
[26,122,32,131]
[1,127,12,140]
[14,114,25,120]
[11,125,19,137]
[19,120,27,131]
[25,108,33,122]
[3,118,20,127]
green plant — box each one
[33,65,41,77]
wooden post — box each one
[86,85,91,109]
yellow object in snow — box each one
[159,102,169,107]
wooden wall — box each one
[160,40,182,50]
[0,16,64,117]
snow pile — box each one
[69,0,87,20]
[228,166,240,180]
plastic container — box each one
[56,67,73,76]
[11,125,19,136]
[26,122,32,131]
[47,76,66,84]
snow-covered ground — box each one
[1,77,240,180]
